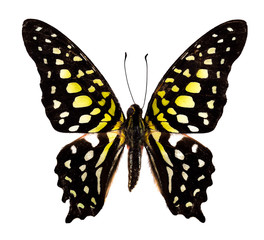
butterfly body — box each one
[22,19,247,223]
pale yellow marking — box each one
[174,68,182,74]
[51,86,56,94]
[93,79,104,86]
[161,122,179,133]
[53,100,61,109]
[91,197,97,205]
[84,150,94,161]
[81,172,87,182]
[196,44,201,48]
[64,160,71,169]
[79,164,86,171]
[204,59,212,65]
[77,203,85,209]
[162,98,169,106]
[73,95,92,108]
[60,111,69,118]
[166,166,173,193]
[90,108,101,115]
[171,85,179,92]
[66,82,82,93]
[102,113,111,121]
[96,167,103,194]
[88,86,95,92]
[207,100,215,109]
[188,125,199,132]
[165,78,174,83]
[69,125,79,132]
[198,112,208,118]
[217,39,224,43]
[183,69,191,78]
[65,176,72,182]
[186,202,193,207]
[67,45,72,49]
[53,48,61,54]
[193,189,200,196]
[66,53,69,57]
[167,108,176,115]
[204,119,209,125]
[221,59,225,64]
[45,39,51,43]
[38,46,42,51]
[33,36,37,40]
[180,184,186,192]
[198,159,205,167]
[60,69,71,79]
[177,114,189,124]
[173,196,179,204]
[227,27,234,32]
[152,98,159,116]
[98,99,106,106]
[56,59,64,65]
[198,175,205,181]
[108,99,116,116]
[147,120,156,130]
[70,190,77,198]
[183,163,190,171]
[157,91,166,98]
[102,92,111,98]
[157,113,167,122]
[95,140,114,168]
[216,71,221,78]
[199,52,203,57]
[175,149,184,160]
[79,114,91,124]
[59,119,64,125]
[185,82,201,93]
[156,141,173,167]
[232,37,236,41]
[84,186,89,194]
[51,33,57,37]
[77,70,85,78]
[196,69,208,79]
[212,86,217,94]
[89,122,107,132]
[47,71,51,78]
[73,56,82,61]
[175,95,195,108]
[182,171,188,181]
[151,131,161,141]
[107,132,117,142]
[207,47,216,54]
[212,33,218,37]
[86,70,94,74]
[35,26,42,31]
[43,58,48,64]
[186,55,195,61]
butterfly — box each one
[22,19,247,223]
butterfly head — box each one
[127,104,142,118]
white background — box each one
[1,0,263,239]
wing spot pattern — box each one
[175,149,184,160]
[175,95,195,108]
[68,125,79,132]
[177,114,189,124]
[188,125,199,132]
[84,150,94,161]
[183,69,191,78]
[53,100,61,109]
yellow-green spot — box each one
[167,108,176,115]
[165,78,174,83]
[152,98,159,116]
[73,56,82,61]
[66,82,82,93]
[79,114,91,124]
[102,91,111,98]
[70,190,77,198]
[65,176,72,182]
[102,113,111,121]
[207,47,216,54]
[73,95,92,108]
[157,113,167,122]
[196,69,208,79]
[174,68,182,74]
[77,203,85,209]
[93,79,104,86]
[171,85,179,92]
[162,98,169,106]
[89,122,107,132]
[60,69,71,79]
[86,70,94,74]
[158,91,166,98]
[64,160,71,169]
[88,85,95,92]
[91,197,97,205]
[186,55,195,61]
[90,108,101,115]
[53,48,61,54]
[207,100,215,109]
[161,122,179,133]
[183,69,191,78]
[77,70,85,78]
[108,99,116,116]
[185,82,201,93]
[98,99,106,106]
[175,95,195,108]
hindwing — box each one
[55,131,125,223]
[22,19,124,133]
[145,20,247,133]
[145,132,214,222]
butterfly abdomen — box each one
[125,104,145,191]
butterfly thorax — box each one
[124,104,145,191]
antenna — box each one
[124,52,136,104]
[142,54,149,109]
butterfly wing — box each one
[145,20,247,133]
[22,19,124,133]
[55,131,125,222]
[145,132,214,222]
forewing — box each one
[145,20,247,133]
[22,19,124,133]
[55,131,125,223]
[145,131,214,222]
